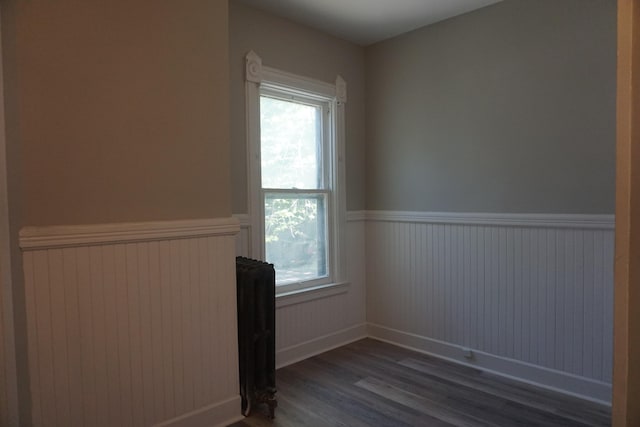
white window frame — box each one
[245,51,347,297]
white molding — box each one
[245,210,614,228]
[276,323,367,369]
[261,66,337,100]
[276,281,349,309]
[336,75,347,104]
[233,213,251,228]
[245,50,262,83]
[331,84,348,288]
[364,210,615,230]
[233,214,251,258]
[367,324,612,405]
[346,210,367,222]
[19,217,241,250]
[153,396,242,427]
[245,64,264,259]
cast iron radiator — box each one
[236,257,277,418]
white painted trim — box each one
[364,210,615,230]
[335,75,347,104]
[233,214,252,258]
[276,323,367,369]
[276,281,349,309]
[331,84,348,289]
[245,69,264,260]
[19,217,241,250]
[249,210,614,227]
[245,50,262,84]
[233,213,251,228]
[367,323,612,405]
[153,395,242,427]
[262,66,338,100]
[346,210,367,222]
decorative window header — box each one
[245,50,347,104]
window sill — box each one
[275,281,350,309]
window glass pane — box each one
[264,194,327,285]
[260,95,321,189]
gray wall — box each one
[11,0,231,227]
[230,1,367,212]
[366,0,616,214]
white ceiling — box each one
[236,0,503,46]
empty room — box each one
[1,0,639,427]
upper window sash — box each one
[259,90,330,191]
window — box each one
[261,92,329,286]
[245,51,347,295]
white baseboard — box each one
[367,323,612,406]
[276,323,367,369]
[153,395,243,427]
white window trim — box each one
[245,50,347,296]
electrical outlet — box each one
[462,347,474,360]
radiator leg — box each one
[242,399,251,417]
[257,389,277,419]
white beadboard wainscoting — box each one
[234,214,367,368]
[19,218,244,427]
[364,211,615,404]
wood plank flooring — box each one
[229,339,611,427]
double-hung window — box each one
[245,51,347,295]
[261,90,330,287]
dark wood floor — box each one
[230,338,611,427]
